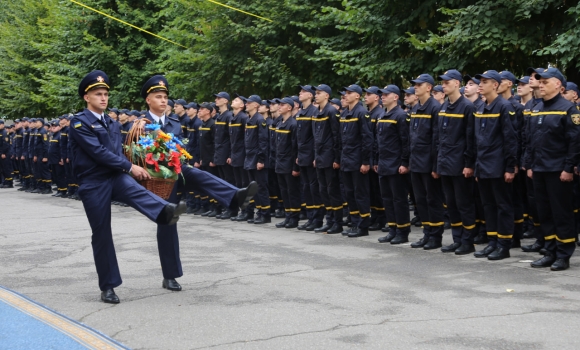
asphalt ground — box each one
[1,187,579,349]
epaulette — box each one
[168,116,180,122]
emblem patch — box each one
[74,122,82,129]
[572,114,580,125]
[97,76,104,82]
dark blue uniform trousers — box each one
[181,165,238,208]
[78,173,169,291]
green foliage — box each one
[0,0,579,118]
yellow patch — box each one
[365,114,370,118]
[509,111,515,115]
[261,122,267,127]
[572,114,580,125]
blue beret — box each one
[141,75,169,99]
[78,70,110,98]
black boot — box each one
[530,254,556,268]
[378,228,396,243]
[455,244,475,255]
[390,232,409,245]
[411,235,428,248]
[348,227,369,238]
[441,242,461,253]
[487,247,510,260]
[285,218,299,229]
[326,223,343,234]
[423,237,442,250]
[276,218,289,228]
[297,220,312,231]
[314,223,333,233]
[550,258,570,271]
[474,245,496,258]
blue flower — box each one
[138,136,154,147]
[173,137,184,146]
[145,123,161,131]
[166,140,178,152]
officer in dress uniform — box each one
[472,70,518,260]
[339,84,373,237]
[375,85,411,244]
[0,120,15,188]
[229,96,251,221]
[213,92,236,219]
[527,68,580,271]
[312,84,343,234]
[69,70,188,303]
[434,70,477,254]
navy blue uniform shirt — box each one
[214,110,232,165]
[244,112,269,170]
[375,105,410,176]
[339,102,373,172]
[229,111,247,168]
[409,96,441,173]
[313,102,341,168]
[275,117,299,174]
[296,103,318,167]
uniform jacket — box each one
[313,102,341,168]
[22,127,30,158]
[48,130,61,164]
[229,111,247,168]
[244,112,269,170]
[177,114,190,139]
[69,109,131,184]
[34,127,49,159]
[27,127,36,158]
[275,116,299,174]
[269,116,280,167]
[145,112,182,138]
[522,97,543,169]
[0,129,10,156]
[508,96,525,167]
[435,95,475,176]
[296,103,318,167]
[368,104,385,168]
[187,116,202,164]
[339,102,373,172]
[374,105,410,176]
[214,110,232,165]
[199,118,216,165]
[409,96,441,173]
[60,126,69,161]
[474,96,517,179]
[13,128,23,158]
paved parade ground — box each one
[1,187,580,349]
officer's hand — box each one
[292,170,300,177]
[21,156,24,160]
[431,171,440,179]
[42,158,48,163]
[333,162,340,169]
[227,158,231,165]
[560,171,573,182]
[1,154,5,159]
[373,165,378,173]
[360,164,370,174]
[296,158,299,164]
[66,158,69,163]
[257,162,264,170]
[131,165,151,181]
[399,166,409,174]
[463,168,474,178]
[33,156,37,162]
[59,159,64,166]
[11,155,14,159]
[514,166,519,174]
[527,169,533,179]
[194,162,200,168]
[313,160,316,168]
[209,162,215,167]
[504,172,514,183]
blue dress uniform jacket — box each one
[145,112,182,138]
[435,95,476,176]
[69,109,132,183]
[339,102,373,172]
[474,96,518,179]
[375,105,410,176]
[34,128,49,159]
[0,129,10,156]
[522,98,543,169]
[177,114,190,140]
[275,117,299,174]
[296,103,318,166]
[14,128,23,158]
[409,96,441,173]
[48,131,61,164]
[213,110,232,166]
[313,103,341,169]
[187,116,202,164]
[199,118,216,165]
[528,94,580,173]
[244,112,269,170]
[229,111,247,167]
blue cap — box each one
[433,85,444,93]
[526,67,545,76]
[261,100,270,107]
[343,84,363,95]
[246,95,262,104]
[459,87,465,95]
[403,87,415,94]
[14,119,21,123]
[314,84,332,95]
[268,98,281,104]
[78,70,110,98]
[299,85,316,94]
[130,110,141,117]
[185,102,199,109]
[516,76,530,84]
[463,75,480,85]
[339,91,346,96]
[475,70,502,84]
[213,91,230,100]
[290,95,300,104]
[174,99,187,106]
[141,75,169,99]
[499,71,517,84]
[378,85,401,95]
[535,68,567,86]
[167,99,174,107]
[234,94,247,103]
[279,97,295,106]
[199,102,214,111]
[50,120,59,126]
[109,108,119,114]
[566,82,580,95]
[410,73,435,86]
[22,117,29,122]
[438,69,462,81]
[363,86,381,95]
[0,120,4,124]
[330,98,341,105]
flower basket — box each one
[124,121,191,199]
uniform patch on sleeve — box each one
[43,135,47,141]
[262,122,267,127]
[571,114,580,125]
[74,122,82,129]
[509,111,515,115]
[365,114,370,118]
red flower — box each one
[168,151,182,174]
[158,153,165,162]
[145,153,160,172]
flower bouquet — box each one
[124,123,192,199]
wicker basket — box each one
[139,177,175,200]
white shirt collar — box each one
[149,111,165,124]
[89,109,104,120]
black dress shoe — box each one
[305,222,322,231]
[17,187,28,191]
[162,278,182,291]
[368,223,383,231]
[276,219,289,228]
[193,207,207,215]
[378,231,396,243]
[423,238,442,250]
[234,212,249,221]
[530,255,556,268]
[297,221,312,231]
[247,216,256,224]
[207,210,218,218]
[411,236,428,248]
[487,247,510,260]
[551,258,570,271]
[201,210,213,217]
[441,242,461,253]
[522,241,543,252]
[455,244,476,255]
[314,224,332,233]
[160,202,187,225]
[348,227,369,237]
[326,223,343,234]
[101,289,120,304]
[341,227,354,236]
[254,216,271,224]
[390,233,409,245]
[40,188,53,194]
[473,232,488,245]
[474,245,496,258]
[220,210,232,219]
[285,219,299,229]
[236,181,258,210]
[275,209,285,218]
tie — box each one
[101,116,108,129]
